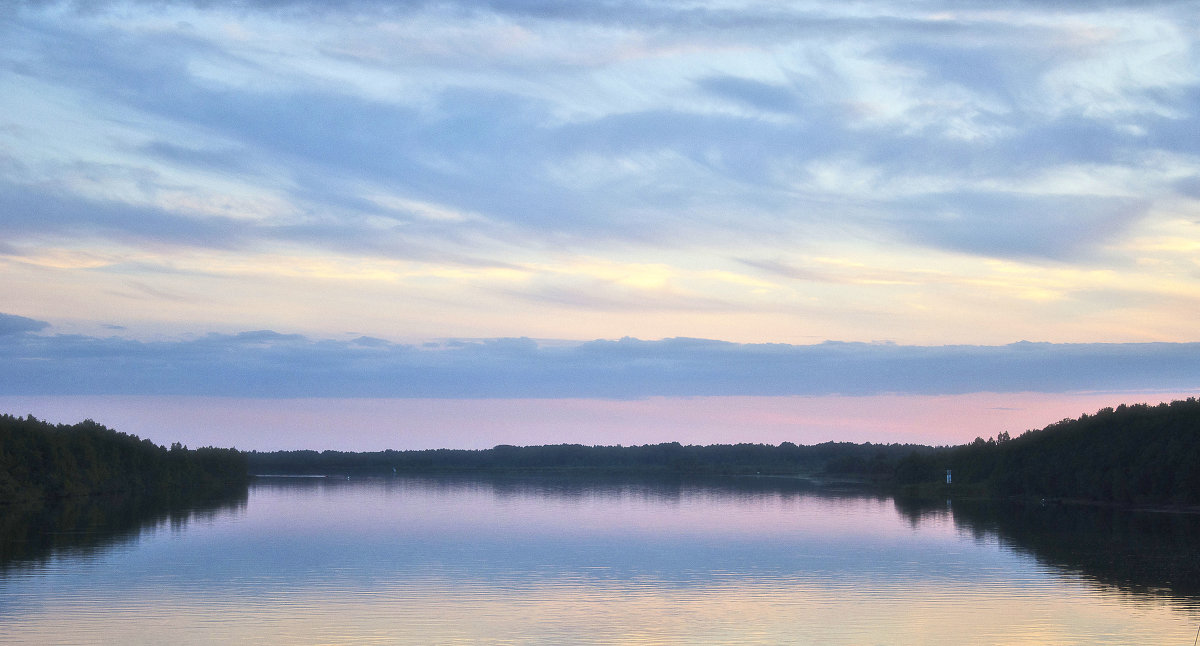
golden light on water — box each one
[7,566,1195,645]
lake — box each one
[2,475,1198,644]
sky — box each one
[1,0,1198,450]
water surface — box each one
[2,476,1197,644]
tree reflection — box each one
[0,486,248,570]
[895,496,1200,603]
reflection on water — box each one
[1,475,1197,645]
[897,496,1200,603]
[0,487,248,570]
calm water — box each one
[2,475,1198,644]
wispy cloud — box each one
[5,0,1198,256]
[1,0,1199,345]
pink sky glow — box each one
[2,391,1194,452]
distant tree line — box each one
[247,440,931,478]
[250,398,1200,506]
[13,395,1194,508]
[0,414,248,505]
[893,398,1200,505]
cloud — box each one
[5,0,1196,263]
[0,177,516,266]
[140,141,249,173]
[3,0,1200,348]
[890,192,1148,260]
[696,75,800,114]
[0,313,49,336]
[0,322,1196,398]
[0,179,245,250]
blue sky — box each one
[2,0,1198,449]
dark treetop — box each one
[0,414,247,505]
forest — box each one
[894,398,1200,505]
[0,414,248,505]
[249,398,1200,506]
[6,397,1198,508]
[246,440,932,479]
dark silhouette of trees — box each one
[246,440,930,479]
[920,398,1200,505]
[0,414,247,505]
[246,397,1200,507]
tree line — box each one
[249,398,1200,506]
[247,440,932,478]
[0,414,248,505]
[894,398,1200,505]
[8,396,1197,507]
